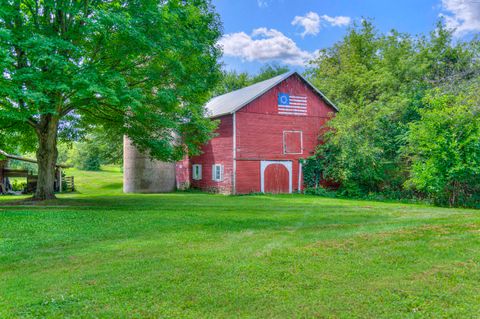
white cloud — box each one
[218,28,316,66]
[320,15,351,27]
[440,0,480,35]
[291,12,351,37]
[292,12,321,37]
[257,0,270,8]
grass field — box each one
[1,167,479,318]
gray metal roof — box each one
[205,71,338,118]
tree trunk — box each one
[33,115,59,200]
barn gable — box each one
[205,71,338,118]
[189,71,337,195]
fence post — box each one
[57,168,62,193]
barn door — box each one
[264,164,289,193]
[260,161,292,193]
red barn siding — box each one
[235,160,260,194]
[234,74,335,194]
[236,113,329,159]
[284,131,302,154]
[238,74,334,117]
[190,115,233,193]
[189,73,335,194]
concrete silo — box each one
[123,136,176,193]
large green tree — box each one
[0,0,222,199]
[405,84,480,207]
[212,63,289,96]
[307,21,419,195]
[307,20,479,201]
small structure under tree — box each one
[0,150,73,195]
[0,1,222,200]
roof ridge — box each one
[210,71,294,101]
[205,71,337,118]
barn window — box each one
[192,164,202,180]
[212,164,223,182]
[283,131,303,154]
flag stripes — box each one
[278,94,307,116]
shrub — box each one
[74,142,101,171]
[405,91,480,208]
[304,186,337,198]
[11,179,26,192]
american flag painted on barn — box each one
[277,93,307,115]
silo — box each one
[123,136,176,193]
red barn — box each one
[177,71,337,194]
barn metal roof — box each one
[205,71,338,118]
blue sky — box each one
[212,0,480,74]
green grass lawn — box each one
[1,167,479,318]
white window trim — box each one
[283,130,303,155]
[192,164,202,180]
[212,164,224,182]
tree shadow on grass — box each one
[100,182,123,190]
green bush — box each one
[302,156,323,189]
[304,186,336,198]
[307,20,479,208]
[75,142,101,171]
[405,90,480,208]
[11,179,26,192]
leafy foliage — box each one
[74,140,102,171]
[307,20,480,207]
[58,127,123,171]
[301,156,323,189]
[0,0,223,198]
[213,63,289,96]
[405,88,480,207]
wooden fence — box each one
[63,176,75,192]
